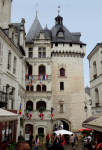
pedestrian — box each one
[75,134,78,146]
[70,134,75,149]
[51,134,54,146]
[46,133,50,148]
[55,136,59,144]
[29,132,34,149]
[96,143,102,150]
[60,134,65,148]
[58,133,61,144]
[16,141,29,150]
[34,135,39,150]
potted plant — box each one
[38,133,45,145]
[20,117,24,127]
[27,106,33,111]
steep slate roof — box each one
[51,24,86,45]
[26,16,43,42]
[44,25,52,39]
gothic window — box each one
[60,68,65,76]
[39,66,45,75]
[38,48,46,58]
[28,48,33,58]
[26,86,29,91]
[28,65,32,75]
[60,82,64,90]
[42,85,46,92]
[36,101,46,110]
[37,85,41,91]
[30,85,33,91]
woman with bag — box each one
[34,135,39,150]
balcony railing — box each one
[95,103,99,107]
[7,64,11,70]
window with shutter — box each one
[0,78,1,91]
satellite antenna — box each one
[34,3,39,17]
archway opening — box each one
[25,124,33,134]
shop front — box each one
[82,116,102,142]
[0,109,18,150]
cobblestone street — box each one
[31,140,83,150]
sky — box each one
[11,0,102,87]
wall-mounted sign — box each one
[25,134,30,141]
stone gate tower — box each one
[0,0,12,28]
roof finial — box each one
[34,3,39,18]
[58,6,60,15]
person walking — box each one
[34,135,39,150]
[70,134,75,149]
[75,134,78,146]
[51,134,54,146]
[60,134,65,148]
[29,132,34,149]
[46,133,50,148]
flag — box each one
[41,115,43,120]
[26,74,29,79]
[30,111,32,118]
[40,81,43,86]
[39,109,41,117]
[38,75,41,80]
[51,108,53,117]
[58,6,60,8]
[42,109,44,117]
[19,103,22,115]
[31,75,33,84]
[27,115,30,120]
[26,109,28,116]
[43,75,48,80]
[28,82,31,86]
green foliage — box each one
[38,107,46,113]
[6,142,16,150]
[82,130,90,136]
[38,133,45,141]
[20,117,24,127]
[27,106,33,111]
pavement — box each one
[31,140,83,150]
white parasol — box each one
[53,129,73,135]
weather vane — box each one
[34,3,39,17]
[58,6,60,15]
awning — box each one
[0,108,18,122]
[82,116,102,132]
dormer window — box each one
[58,32,64,37]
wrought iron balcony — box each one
[0,91,8,108]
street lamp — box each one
[84,105,88,112]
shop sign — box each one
[25,134,30,140]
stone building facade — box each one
[87,43,102,116]
[0,0,87,140]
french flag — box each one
[30,111,32,118]
[43,75,48,80]
[26,74,29,79]
[31,75,33,84]
[41,115,43,120]
[38,75,41,80]
[39,109,41,117]
[42,110,44,117]
[28,82,31,86]
[40,81,43,86]
[51,108,53,117]
[27,115,30,120]
[26,109,28,116]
